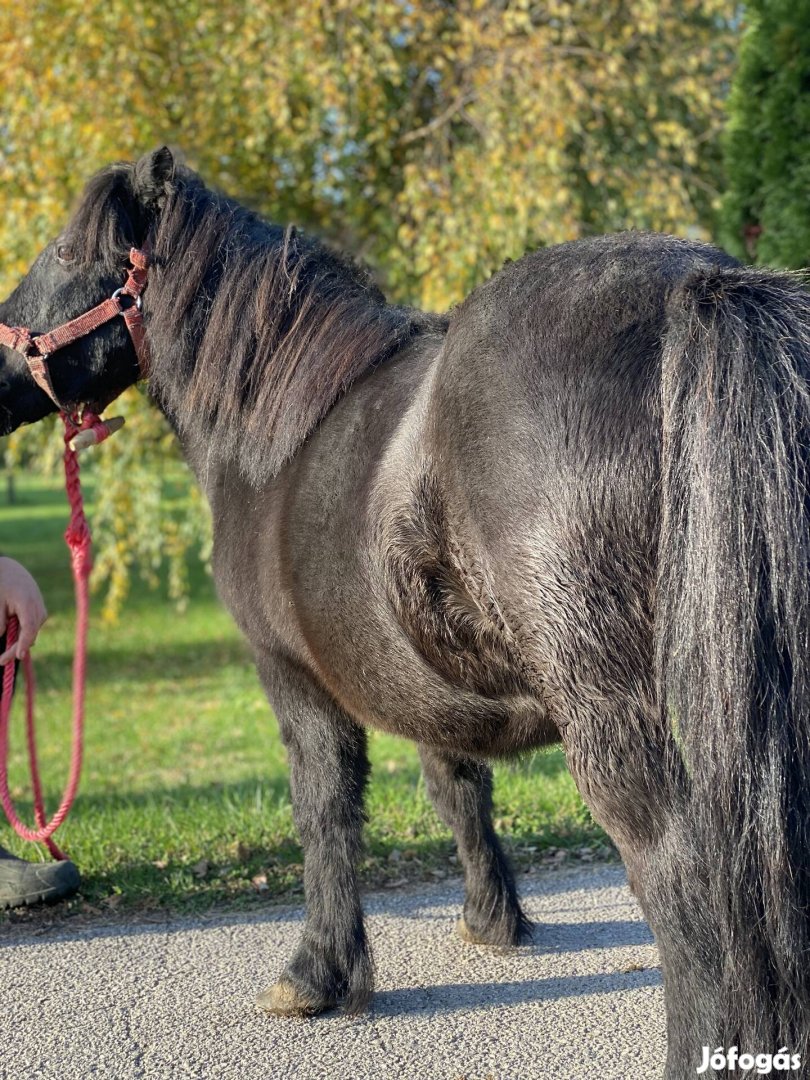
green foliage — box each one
[0,1,735,613]
[80,392,212,621]
[721,1,810,267]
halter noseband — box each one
[0,246,151,410]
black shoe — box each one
[0,845,80,909]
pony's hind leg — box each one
[419,745,532,946]
[254,653,372,1016]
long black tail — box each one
[658,266,810,1047]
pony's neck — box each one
[143,180,438,485]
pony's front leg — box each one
[255,652,372,1016]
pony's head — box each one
[0,147,175,434]
[2,146,438,481]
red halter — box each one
[0,246,151,409]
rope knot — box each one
[67,539,92,579]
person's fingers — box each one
[0,641,17,666]
[0,603,7,637]
[14,604,44,659]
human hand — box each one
[0,557,48,665]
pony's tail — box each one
[658,266,810,1044]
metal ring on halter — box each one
[111,287,142,311]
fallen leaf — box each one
[252,873,269,893]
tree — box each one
[0,0,735,614]
[720,0,810,267]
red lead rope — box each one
[0,412,108,860]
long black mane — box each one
[68,162,446,481]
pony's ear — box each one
[133,146,175,208]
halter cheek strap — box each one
[0,247,151,410]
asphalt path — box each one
[1,864,665,1080]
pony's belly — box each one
[357,678,557,758]
[304,608,558,758]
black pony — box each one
[2,149,809,1078]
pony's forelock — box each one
[68,164,140,266]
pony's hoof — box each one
[456,915,492,945]
[256,978,335,1017]
[456,915,533,947]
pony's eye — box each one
[56,243,75,265]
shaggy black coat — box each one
[1,149,809,1078]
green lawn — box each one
[0,468,609,914]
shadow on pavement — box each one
[370,967,662,1016]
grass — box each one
[0,468,610,915]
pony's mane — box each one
[68,163,446,482]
